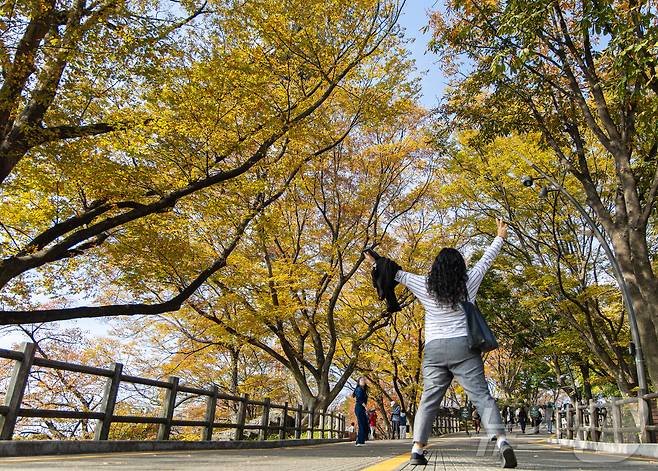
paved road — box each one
[394,433,658,470]
[0,433,655,470]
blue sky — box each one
[399,0,447,108]
[0,1,446,350]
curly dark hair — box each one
[426,247,468,307]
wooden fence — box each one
[0,342,347,442]
[433,410,461,435]
[555,394,658,444]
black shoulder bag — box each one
[460,301,498,353]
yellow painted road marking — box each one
[361,443,439,471]
[360,437,658,471]
[360,452,410,471]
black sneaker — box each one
[409,452,428,466]
[499,442,517,468]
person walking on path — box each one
[506,407,515,433]
[473,409,482,434]
[531,406,543,434]
[391,401,401,439]
[517,406,528,434]
[353,377,370,446]
[368,409,378,440]
[364,218,516,468]
[399,411,407,439]
[544,404,554,434]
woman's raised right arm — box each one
[466,219,507,299]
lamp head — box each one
[521,175,534,187]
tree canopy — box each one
[1,0,656,438]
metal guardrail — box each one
[555,394,657,444]
[0,343,347,442]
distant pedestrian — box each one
[544,404,554,434]
[506,407,515,433]
[530,406,542,434]
[369,409,378,439]
[473,409,481,434]
[517,406,528,434]
[399,411,407,439]
[391,401,401,439]
[352,377,369,446]
[348,422,356,441]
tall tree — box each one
[130,102,434,412]
[431,134,637,395]
[431,0,658,386]
[0,0,404,324]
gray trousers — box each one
[413,336,505,445]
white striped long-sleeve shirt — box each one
[394,237,504,343]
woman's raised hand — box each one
[496,218,508,239]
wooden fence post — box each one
[307,409,314,439]
[328,412,332,439]
[259,397,271,440]
[566,404,574,439]
[202,385,218,441]
[338,414,346,438]
[555,408,561,439]
[588,399,598,442]
[93,362,123,441]
[234,394,249,441]
[639,396,651,443]
[279,402,288,440]
[611,400,622,444]
[320,409,326,439]
[157,376,179,440]
[294,403,303,439]
[0,342,36,440]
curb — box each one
[548,438,658,460]
[0,438,350,458]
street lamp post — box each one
[515,153,651,441]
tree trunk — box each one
[229,347,240,419]
[610,231,658,388]
[579,363,593,401]
[375,396,391,438]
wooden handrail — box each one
[0,342,348,442]
[555,394,656,445]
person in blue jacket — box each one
[353,377,370,446]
